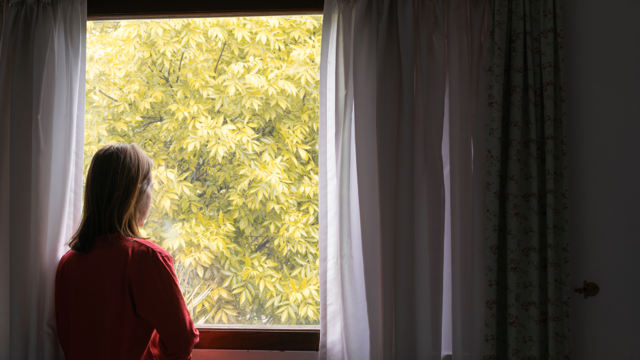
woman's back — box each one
[55,233,199,360]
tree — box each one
[85,16,321,325]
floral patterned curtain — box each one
[484,1,570,359]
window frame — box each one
[195,326,320,351]
[88,0,323,20]
[87,0,323,352]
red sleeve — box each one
[55,254,70,355]
[133,251,199,360]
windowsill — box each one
[192,349,318,360]
[195,325,320,351]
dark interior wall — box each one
[564,0,640,358]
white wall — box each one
[564,1,640,359]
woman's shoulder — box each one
[126,238,173,262]
[125,238,177,276]
[57,237,173,276]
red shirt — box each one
[55,234,199,360]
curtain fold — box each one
[319,3,371,359]
[447,2,490,359]
[319,0,489,358]
[484,0,570,359]
[0,0,86,358]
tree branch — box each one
[141,116,165,130]
[98,90,117,102]
[191,162,204,182]
[255,236,270,252]
[194,167,210,183]
[161,74,174,89]
[149,64,174,89]
[227,114,242,123]
[164,136,174,150]
[214,42,227,75]
[249,236,261,246]
[176,52,185,83]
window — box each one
[86,0,322,350]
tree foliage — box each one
[85,16,321,325]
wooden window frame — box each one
[87,0,323,352]
[195,325,320,351]
[88,0,323,20]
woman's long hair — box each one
[69,143,153,253]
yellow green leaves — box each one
[85,16,321,326]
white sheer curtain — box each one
[0,0,86,358]
[319,0,489,358]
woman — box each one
[55,144,199,360]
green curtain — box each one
[484,1,570,359]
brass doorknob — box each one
[575,280,599,299]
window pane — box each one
[85,17,321,326]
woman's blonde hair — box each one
[69,143,153,253]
